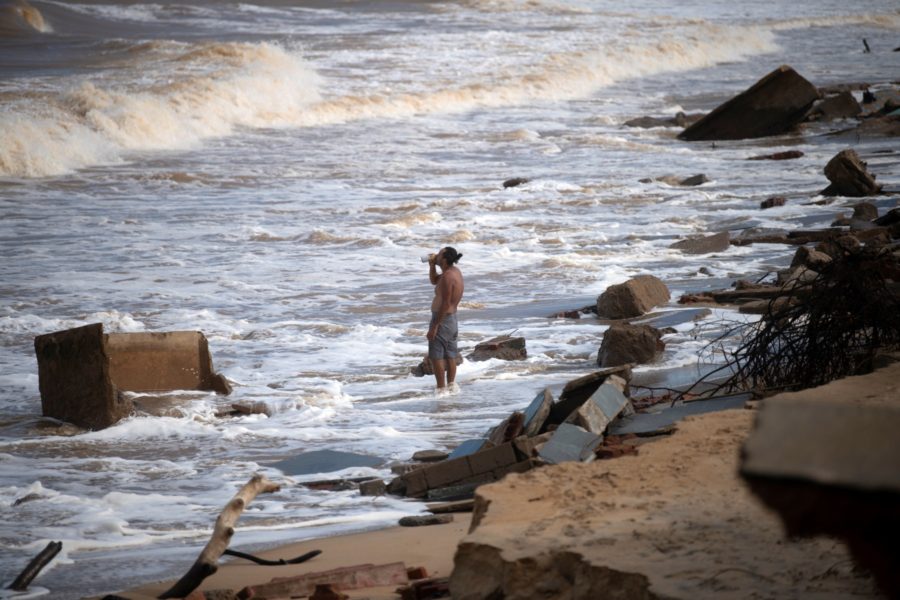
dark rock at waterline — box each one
[807,91,862,122]
[624,111,703,128]
[761,196,787,209]
[468,335,526,361]
[748,150,804,161]
[598,323,664,368]
[822,149,882,197]
[411,355,464,377]
[678,65,820,141]
[639,174,709,186]
[502,177,529,188]
[669,231,730,255]
[874,207,900,227]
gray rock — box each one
[669,231,730,255]
[596,275,670,319]
[399,514,454,527]
[598,323,664,368]
[413,449,449,463]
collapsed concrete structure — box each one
[34,323,231,430]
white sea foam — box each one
[0,42,320,178]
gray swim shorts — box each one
[428,312,458,360]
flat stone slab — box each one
[413,449,449,463]
[538,424,603,464]
[634,308,711,330]
[270,449,383,476]
[523,388,553,436]
[568,383,631,434]
[447,438,487,460]
[610,394,749,435]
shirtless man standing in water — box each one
[427,247,464,393]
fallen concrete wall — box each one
[35,323,230,430]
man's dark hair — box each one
[442,246,462,265]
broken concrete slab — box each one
[609,393,750,436]
[822,148,882,197]
[486,411,524,446]
[567,383,631,435]
[547,366,632,427]
[633,308,711,330]
[537,424,603,465]
[678,65,820,140]
[270,450,383,476]
[237,562,409,599]
[740,364,900,598]
[34,323,231,430]
[523,388,553,437]
[447,439,487,460]
[412,449,448,463]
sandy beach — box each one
[107,361,900,599]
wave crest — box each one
[0,42,320,178]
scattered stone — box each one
[760,196,787,209]
[359,479,387,496]
[399,514,453,527]
[808,91,862,121]
[822,149,882,197]
[467,335,526,361]
[537,423,603,464]
[502,177,529,188]
[597,323,664,368]
[596,275,670,319]
[412,450,448,463]
[549,310,581,319]
[669,231,730,255]
[678,65,820,141]
[679,173,709,186]
[851,202,878,221]
[748,150,804,161]
[875,207,900,227]
[411,355,464,377]
[623,111,702,128]
[12,493,42,507]
[790,245,833,270]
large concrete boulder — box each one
[678,65,819,141]
[597,323,664,368]
[34,324,131,431]
[34,323,231,430]
[822,149,882,197]
[808,91,861,121]
[596,275,670,319]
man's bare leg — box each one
[446,357,457,388]
[432,359,447,389]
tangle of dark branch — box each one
[681,243,900,399]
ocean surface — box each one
[1,0,898,596]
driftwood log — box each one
[8,540,62,591]
[158,474,281,599]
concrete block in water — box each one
[568,383,631,434]
[34,323,231,430]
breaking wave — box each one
[0,0,52,35]
[0,21,780,178]
[0,42,320,178]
